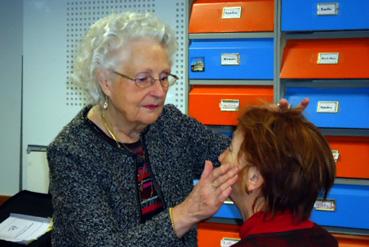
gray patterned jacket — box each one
[47,104,230,246]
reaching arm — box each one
[170,160,240,237]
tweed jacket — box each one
[47,104,230,247]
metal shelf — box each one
[325,226,369,236]
[189,32,274,40]
[190,79,274,86]
[335,178,369,186]
[284,30,369,40]
[283,79,369,88]
[321,128,369,137]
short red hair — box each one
[237,105,336,221]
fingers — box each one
[277,98,290,110]
[278,97,310,112]
[210,164,239,190]
[200,160,214,180]
[296,97,310,111]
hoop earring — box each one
[103,96,108,110]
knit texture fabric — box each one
[47,104,230,247]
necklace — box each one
[99,108,142,154]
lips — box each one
[143,104,160,110]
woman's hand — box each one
[171,160,240,237]
[278,98,310,111]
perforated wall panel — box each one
[65,0,187,112]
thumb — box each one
[200,160,214,180]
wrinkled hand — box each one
[171,160,240,237]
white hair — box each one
[72,12,177,105]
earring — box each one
[103,96,108,110]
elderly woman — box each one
[47,12,241,246]
[219,106,337,246]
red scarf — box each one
[240,211,314,238]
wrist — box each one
[170,203,198,238]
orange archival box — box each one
[189,85,273,126]
[280,38,369,79]
[327,136,369,179]
[333,233,369,247]
[189,0,274,33]
[198,222,240,247]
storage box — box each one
[190,0,274,33]
[327,136,369,179]
[311,184,369,229]
[212,200,242,220]
[280,38,369,79]
[189,38,274,80]
[285,86,369,129]
[282,0,369,31]
[333,233,369,247]
[198,221,241,247]
[189,85,274,126]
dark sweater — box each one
[47,104,230,247]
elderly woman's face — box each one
[105,38,171,126]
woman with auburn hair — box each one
[219,105,337,247]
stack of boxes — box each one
[188,0,369,246]
[281,0,369,241]
[188,0,275,246]
[188,0,275,130]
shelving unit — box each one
[188,0,369,245]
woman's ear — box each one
[96,68,112,97]
[246,167,263,192]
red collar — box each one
[240,211,314,238]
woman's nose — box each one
[150,79,167,97]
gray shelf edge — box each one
[283,79,369,88]
[320,128,369,137]
[335,178,369,186]
[189,80,274,86]
[324,226,369,236]
[189,32,274,39]
[284,30,369,40]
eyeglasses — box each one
[110,70,178,89]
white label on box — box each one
[220,99,240,112]
[221,238,241,247]
[317,101,339,113]
[314,199,336,212]
[222,6,242,19]
[317,2,339,16]
[224,198,235,205]
[317,52,339,64]
[221,53,240,66]
[332,149,340,163]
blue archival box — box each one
[282,0,369,32]
[286,86,369,129]
[189,38,274,80]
